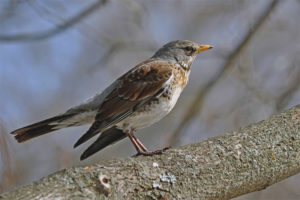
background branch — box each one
[167,0,280,146]
[1,104,299,200]
[0,0,107,42]
[275,64,300,112]
[0,120,15,193]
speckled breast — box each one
[116,66,189,132]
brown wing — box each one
[99,59,173,119]
[74,59,174,147]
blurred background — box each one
[0,0,299,199]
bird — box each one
[10,40,212,160]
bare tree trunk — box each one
[1,105,299,200]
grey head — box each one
[152,40,212,70]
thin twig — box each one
[167,0,280,146]
[0,0,108,42]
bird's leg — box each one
[133,136,171,155]
[130,134,148,152]
[125,132,145,154]
[127,133,169,156]
[133,141,171,156]
[125,131,169,156]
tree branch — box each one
[1,104,299,199]
[0,0,107,42]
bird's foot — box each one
[133,147,171,157]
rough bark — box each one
[1,105,299,200]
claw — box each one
[133,147,170,157]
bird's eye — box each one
[184,46,194,53]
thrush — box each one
[10,40,212,160]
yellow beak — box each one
[196,45,213,53]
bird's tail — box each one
[10,114,75,143]
[80,127,126,160]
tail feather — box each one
[73,120,100,148]
[11,114,75,143]
[80,127,126,160]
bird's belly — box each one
[121,100,171,129]
[117,87,182,131]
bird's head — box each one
[152,40,212,70]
